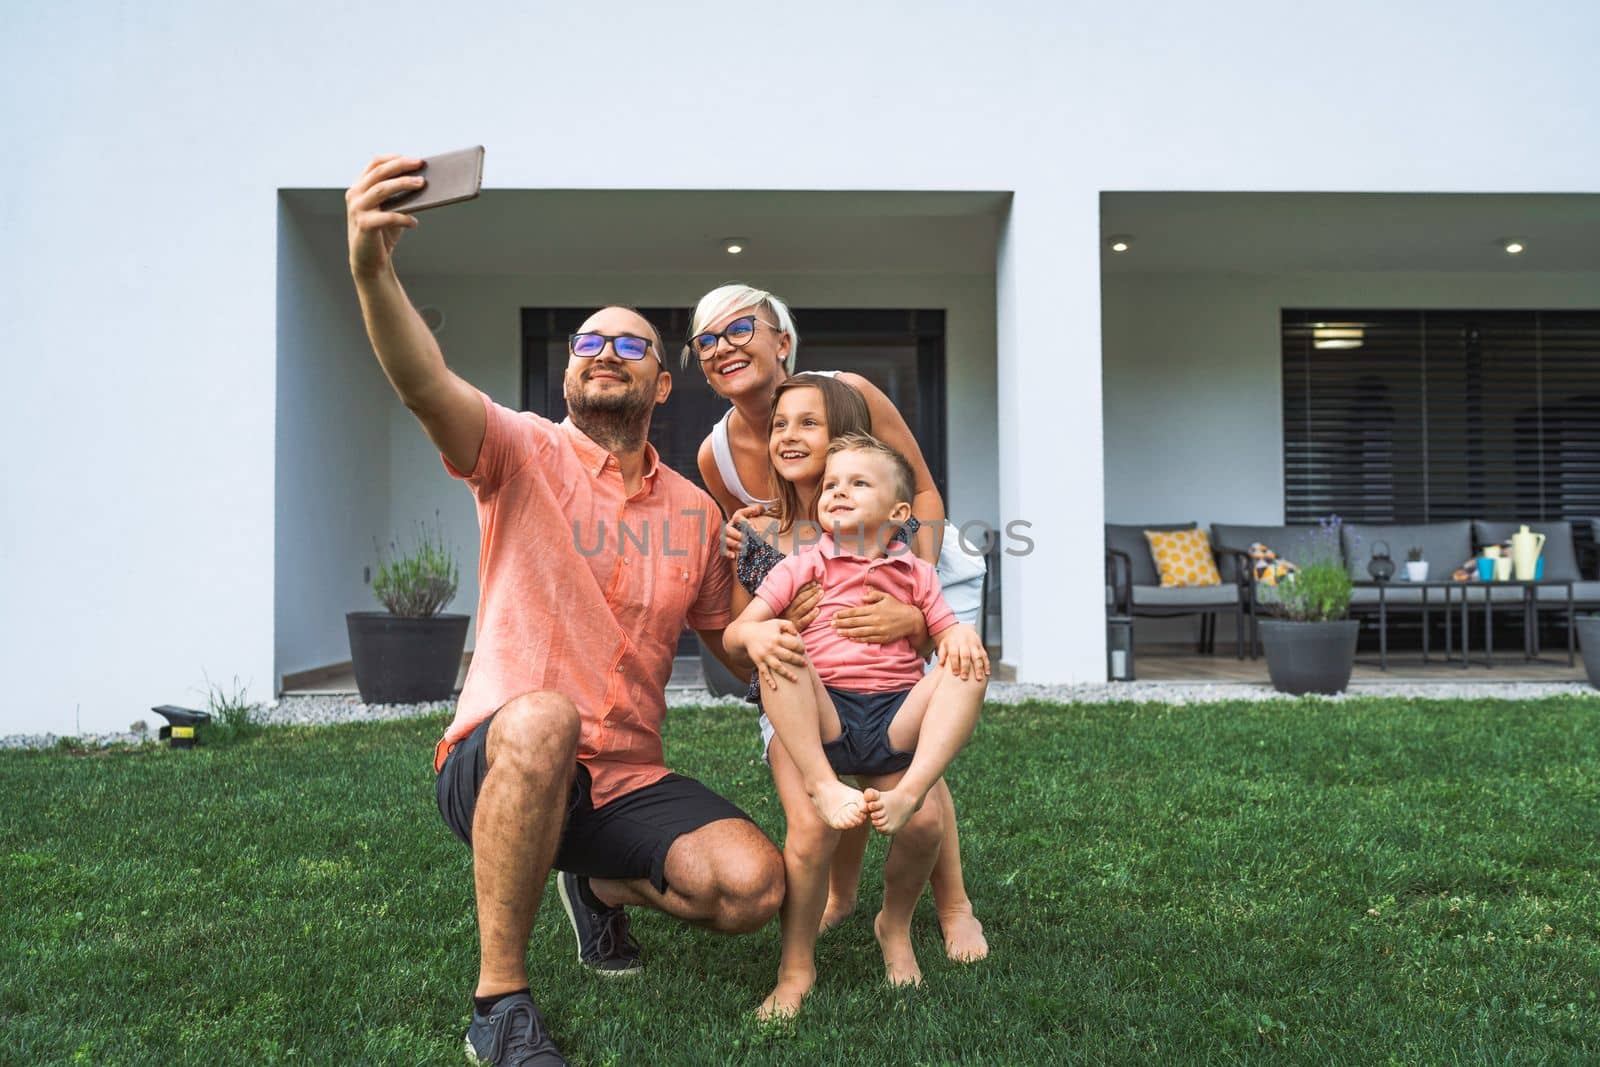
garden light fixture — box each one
[151,705,211,749]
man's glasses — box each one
[688,315,780,360]
[569,333,654,361]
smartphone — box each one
[381,145,484,213]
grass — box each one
[4,697,1600,1065]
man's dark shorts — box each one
[822,685,916,778]
[435,711,754,894]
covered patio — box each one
[1100,192,1600,686]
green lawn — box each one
[4,697,1600,1065]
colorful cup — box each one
[1477,556,1496,581]
[1536,557,1546,580]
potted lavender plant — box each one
[346,523,468,704]
[1259,516,1359,695]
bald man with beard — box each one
[346,154,785,1066]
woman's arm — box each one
[837,372,944,566]
[832,587,933,655]
[696,435,742,519]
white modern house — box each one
[6,3,1599,736]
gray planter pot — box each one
[1578,615,1600,690]
[347,612,469,704]
[1259,618,1360,696]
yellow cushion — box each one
[1144,528,1222,588]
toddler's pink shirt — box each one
[755,533,957,692]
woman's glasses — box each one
[569,333,654,361]
[688,315,780,360]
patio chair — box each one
[1105,522,1248,659]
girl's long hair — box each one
[767,373,872,529]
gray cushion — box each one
[1537,580,1600,604]
[1453,584,1533,604]
[1473,521,1581,582]
[1106,522,1194,588]
[1211,524,1337,582]
[1130,584,1241,608]
[1340,522,1474,583]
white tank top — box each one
[709,370,841,507]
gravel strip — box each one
[5,680,1594,751]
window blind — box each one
[1282,310,1600,531]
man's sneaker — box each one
[464,993,567,1066]
[556,870,644,976]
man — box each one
[346,154,786,1066]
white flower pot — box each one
[1405,561,1429,582]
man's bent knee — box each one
[714,847,785,933]
[678,830,782,933]
[487,691,580,773]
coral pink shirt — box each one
[755,534,956,692]
[433,393,731,808]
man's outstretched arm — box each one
[346,153,485,474]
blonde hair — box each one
[826,433,915,508]
[685,283,799,372]
[767,374,872,528]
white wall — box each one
[7,1,1599,732]
[274,202,394,684]
[1102,270,1600,529]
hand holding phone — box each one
[380,145,485,213]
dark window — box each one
[521,308,947,501]
[1282,310,1600,531]
[523,307,950,657]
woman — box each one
[690,283,988,963]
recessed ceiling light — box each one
[1502,238,1526,255]
[1313,325,1365,350]
[1107,234,1133,253]
[722,237,747,255]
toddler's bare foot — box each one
[863,786,923,835]
[756,969,815,1021]
[939,902,989,962]
[873,911,922,988]
[809,779,866,830]
[818,892,857,934]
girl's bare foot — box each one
[939,902,989,962]
[873,911,922,987]
[756,968,816,1021]
[818,892,857,933]
[863,786,923,835]
[810,779,867,830]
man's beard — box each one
[565,372,654,453]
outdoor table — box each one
[1354,578,1459,671]
[1356,577,1575,670]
